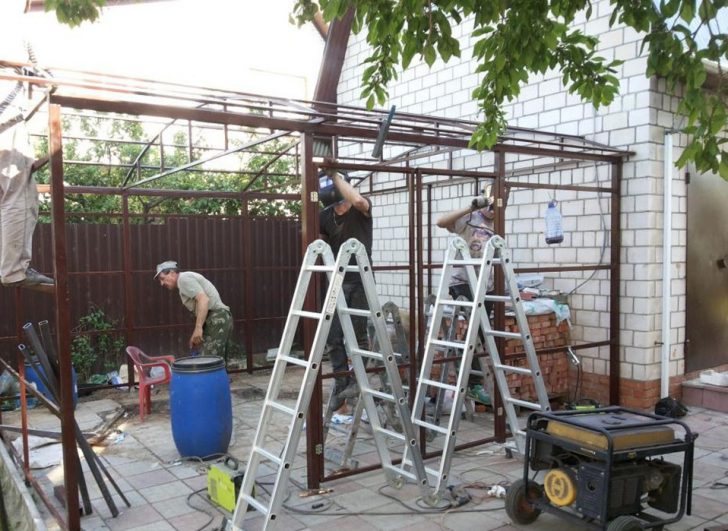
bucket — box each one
[24,360,78,409]
[170,356,232,459]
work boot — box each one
[329,392,345,413]
[467,384,491,405]
[338,380,359,399]
[3,267,55,292]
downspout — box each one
[661,130,674,398]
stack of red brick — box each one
[428,311,571,403]
[502,312,570,401]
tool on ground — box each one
[298,488,334,497]
[208,457,251,513]
[230,238,432,530]
[400,235,550,502]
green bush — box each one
[71,306,125,383]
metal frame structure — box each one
[0,61,629,529]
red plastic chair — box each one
[126,346,175,422]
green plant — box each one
[71,306,126,383]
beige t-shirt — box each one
[177,271,229,315]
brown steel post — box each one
[49,104,80,529]
[609,160,622,404]
[121,193,135,387]
[242,196,254,373]
[426,183,433,293]
[13,289,30,481]
[301,134,322,488]
[492,149,506,442]
[415,169,425,379]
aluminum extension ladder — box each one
[401,235,550,501]
[322,301,410,470]
[231,238,431,530]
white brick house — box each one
[331,0,718,408]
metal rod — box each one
[22,325,127,515]
[16,342,93,516]
[124,130,291,189]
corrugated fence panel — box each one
[1,216,301,367]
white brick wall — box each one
[337,0,688,385]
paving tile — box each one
[168,509,221,530]
[105,504,165,531]
[138,480,192,503]
[124,469,177,490]
[149,494,198,519]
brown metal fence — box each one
[0,216,301,373]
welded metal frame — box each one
[0,63,628,527]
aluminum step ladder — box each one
[322,301,410,470]
[426,294,478,433]
[401,235,550,500]
[231,238,431,530]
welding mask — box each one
[318,171,350,208]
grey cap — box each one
[154,260,178,279]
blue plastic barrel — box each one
[170,356,232,459]
[25,361,78,409]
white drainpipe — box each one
[661,130,673,398]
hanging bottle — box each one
[544,200,564,244]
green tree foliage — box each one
[292,0,728,179]
[44,0,106,27]
[33,115,301,221]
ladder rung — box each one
[449,258,481,266]
[483,294,510,302]
[291,309,322,320]
[254,446,283,466]
[493,364,532,376]
[339,307,371,317]
[430,339,465,350]
[366,388,395,402]
[351,348,384,361]
[240,492,269,516]
[374,426,405,441]
[306,264,335,272]
[419,378,457,392]
[383,464,418,482]
[402,458,440,478]
[268,400,296,416]
[444,299,475,308]
[278,354,308,367]
[485,330,522,339]
[506,396,543,410]
[413,418,449,434]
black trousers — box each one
[448,283,494,387]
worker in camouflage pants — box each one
[155,261,232,359]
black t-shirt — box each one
[320,199,373,282]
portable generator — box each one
[506,407,696,531]
[207,457,253,513]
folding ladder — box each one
[401,235,550,500]
[231,239,431,530]
[426,294,477,432]
[322,301,410,470]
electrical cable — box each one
[186,486,221,531]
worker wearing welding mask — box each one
[318,169,372,412]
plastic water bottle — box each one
[544,200,564,244]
